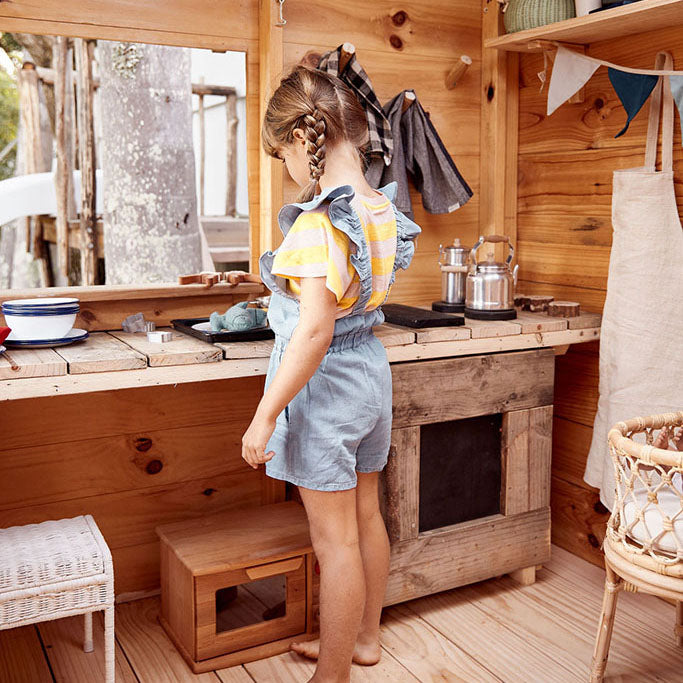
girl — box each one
[234,65,420,682]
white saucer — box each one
[4,328,89,348]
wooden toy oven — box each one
[378,348,555,602]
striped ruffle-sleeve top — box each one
[270,191,398,318]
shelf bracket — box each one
[526,39,584,53]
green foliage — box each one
[0,33,20,180]
[0,33,21,65]
[0,69,18,180]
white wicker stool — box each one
[0,515,115,682]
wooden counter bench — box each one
[0,306,601,606]
[0,309,601,400]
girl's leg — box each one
[292,485,365,683]
[291,472,387,668]
[354,470,389,659]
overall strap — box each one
[644,51,674,172]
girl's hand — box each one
[241,413,277,469]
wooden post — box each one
[198,77,205,216]
[69,50,80,214]
[383,427,420,543]
[480,0,519,260]
[74,38,97,285]
[66,46,78,239]
[257,0,285,273]
[18,62,40,254]
[18,60,53,285]
[53,36,70,279]
[225,92,238,217]
[18,63,41,177]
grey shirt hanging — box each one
[366,90,473,219]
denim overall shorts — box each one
[258,182,421,492]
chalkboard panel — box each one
[419,414,502,532]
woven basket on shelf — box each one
[503,0,576,33]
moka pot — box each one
[432,238,470,313]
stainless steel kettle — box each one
[432,238,470,313]
[464,235,519,320]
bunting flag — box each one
[670,75,683,145]
[545,45,683,141]
[608,68,659,138]
[547,45,600,116]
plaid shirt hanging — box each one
[318,46,393,166]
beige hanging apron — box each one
[584,52,683,511]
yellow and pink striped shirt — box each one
[271,191,397,318]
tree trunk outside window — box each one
[98,41,201,284]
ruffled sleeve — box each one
[271,208,356,304]
[392,205,422,271]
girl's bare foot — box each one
[290,636,381,666]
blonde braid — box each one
[302,108,326,182]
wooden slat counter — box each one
[0,310,600,401]
[0,306,601,601]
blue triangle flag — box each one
[608,67,658,138]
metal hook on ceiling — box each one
[276,0,287,26]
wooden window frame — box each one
[0,0,284,300]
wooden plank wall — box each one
[516,25,683,567]
[278,0,484,305]
[0,0,483,303]
[0,377,270,597]
[0,0,484,596]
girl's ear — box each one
[292,127,306,144]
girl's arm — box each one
[241,276,337,468]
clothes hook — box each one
[276,0,286,26]
[445,55,472,90]
[401,90,416,114]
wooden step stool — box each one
[156,501,319,672]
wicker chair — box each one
[0,515,115,682]
[590,411,683,683]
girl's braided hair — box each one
[262,65,369,203]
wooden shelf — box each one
[485,0,683,52]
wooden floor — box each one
[2,545,680,682]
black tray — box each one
[381,304,465,329]
[171,317,275,343]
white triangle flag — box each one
[670,75,683,146]
[547,45,601,116]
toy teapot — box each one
[464,235,519,321]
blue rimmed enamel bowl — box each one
[1,297,80,341]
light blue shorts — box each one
[263,328,393,492]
